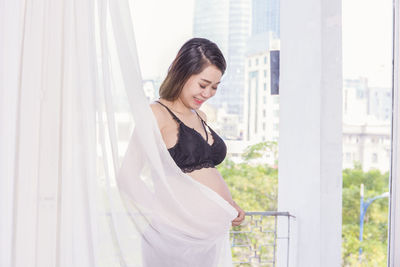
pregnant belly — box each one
[186,167,234,205]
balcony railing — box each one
[104,210,294,266]
[230,211,295,266]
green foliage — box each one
[242,141,278,163]
[218,142,278,212]
[219,142,279,263]
[342,168,389,266]
[220,142,390,266]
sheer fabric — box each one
[0,0,237,266]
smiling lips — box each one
[194,98,204,105]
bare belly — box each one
[186,167,234,205]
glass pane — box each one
[342,0,393,265]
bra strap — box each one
[155,100,182,123]
[195,111,209,142]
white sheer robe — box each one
[0,0,238,266]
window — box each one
[372,153,378,163]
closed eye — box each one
[199,83,218,90]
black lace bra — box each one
[156,101,227,173]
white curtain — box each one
[0,0,238,266]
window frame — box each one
[388,0,400,265]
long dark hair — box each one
[159,38,226,101]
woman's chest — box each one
[161,121,214,149]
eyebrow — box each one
[200,79,221,84]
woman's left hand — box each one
[231,201,245,226]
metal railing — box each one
[230,211,295,266]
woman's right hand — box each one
[231,201,245,226]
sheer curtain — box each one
[0,1,238,266]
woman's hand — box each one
[231,201,245,226]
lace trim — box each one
[181,162,215,173]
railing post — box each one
[230,211,295,265]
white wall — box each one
[277,0,342,265]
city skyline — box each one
[131,0,393,88]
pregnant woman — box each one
[150,38,245,227]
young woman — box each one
[150,38,245,227]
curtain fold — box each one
[0,0,237,266]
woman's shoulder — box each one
[150,101,168,129]
[149,100,161,114]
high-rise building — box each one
[225,0,251,117]
[368,86,392,121]
[244,48,280,143]
[243,0,280,143]
[343,77,392,123]
[342,77,392,172]
[193,0,251,119]
[343,77,369,123]
[252,0,280,38]
[193,0,230,57]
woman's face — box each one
[178,64,222,109]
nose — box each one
[202,87,212,98]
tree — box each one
[342,168,389,266]
[220,142,389,266]
[218,142,279,264]
[218,142,278,212]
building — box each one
[368,86,392,121]
[252,0,280,38]
[342,122,391,172]
[193,0,251,118]
[142,78,162,102]
[342,77,392,172]
[193,0,230,57]
[200,103,242,140]
[243,43,280,143]
[343,77,391,123]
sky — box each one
[342,0,393,87]
[130,0,393,87]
